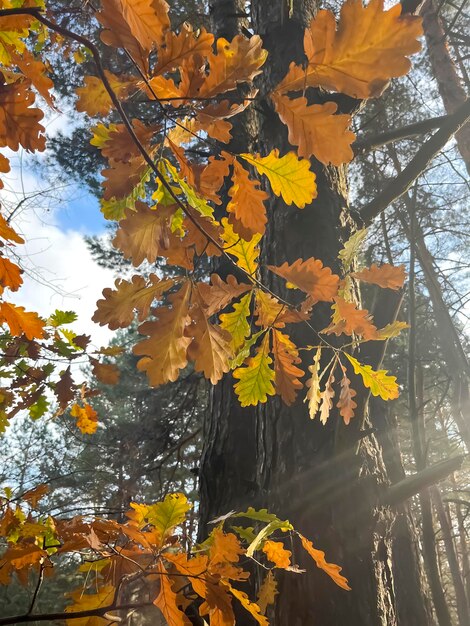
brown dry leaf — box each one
[272,330,304,405]
[200,35,267,97]
[262,540,292,569]
[198,153,233,203]
[305,347,322,419]
[352,263,406,290]
[113,202,175,267]
[227,160,268,240]
[0,256,22,291]
[298,533,350,590]
[257,571,278,615]
[55,366,76,412]
[277,0,422,99]
[90,358,120,385]
[0,302,44,340]
[187,303,233,384]
[96,119,158,164]
[155,24,214,75]
[102,155,148,201]
[271,92,355,165]
[93,274,174,330]
[319,363,336,425]
[337,363,357,425]
[268,258,340,302]
[196,274,252,317]
[134,281,192,386]
[325,296,378,341]
[75,71,136,117]
[0,79,45,152]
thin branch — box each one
[360,98,470,224]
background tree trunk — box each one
[199,2,432,624]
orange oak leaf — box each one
[298,533,350,590]
[0,213,24,244]
[117,0,170,52]
[196,274,252,317]
[262,540,292,569]
[200,35,267,97]
[154,561,192,626]
[134,281,192,386]
[276,0,422,99]
[93,274,174,330]
[325,297,378,340]
[209,528,247,580]
[13,49,55,108]
[70,402,98,435]
[0,256,22,291]
[75,71,136,117]
[352,263,406,290]
[227,160,268,240]
[198,153,233,204]
[268,258,340,302]
[0,79,45,152]
[0,153,10,188]
[154,24,214,75]
[102,155,148,201]
[272,330,304,405]
[226,585,268,626]
[90,358,120,386]
[337,363,357,425]
[113,203,175,267]
[187,304,233,385]
[92,119,158,164]
[271,92,355,165]
[257,571,278,615]
[0,302,44,340]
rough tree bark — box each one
[199,2,432,625]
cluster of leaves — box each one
[0,486,349,624]
[0,0,423,426]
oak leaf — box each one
[257,571,278,615]
[0,79,45,152]
[76,71,136,117]
[134,281,192,386]
[155,24,214,75]
[337,364,357,425]
[90,358,120,386]
[325,297,378,340]
[233,333,275,407]
[226,584,268,626]
[319,363,336,425]
[187,304,233,384]
[197,274,252,317]
[0,213,24,244]
[221,218,261,275]
[13,49,55,108]
[305,347,322,419]
[268,258,339,301]
[220,292,253,352]
[93,274,174,330]
[0,302,44,339]
[91,119,158,164]
[55,366,76,412]
[298,533,350,590]
[226,160,268,240]
[375,320,409,340]
[116,0,170,52]
[271,93,355,165]
[147,493,190,542]
[70,402,98,435]
[344,353,399,400]
[262,540,292,569]
[0,256,22,291]
[241,150,317,209]
[272,330,304,405]
[65,585,115,626]
[352,263,406,290]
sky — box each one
[2,120,116,350]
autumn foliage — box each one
[0,0,424,622]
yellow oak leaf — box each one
[221,217,261,276]
[233,333,275,407]
[262,540,292,569]
[0,256,22,291]
[257,571,278,615]
[70,402,98,435]
[134,281,192,386]
[220,292,253,352]
[227,160,268,240]
[0,302,44,339]
[241,149,317,209]
[337,363,357,425]
[272,330,304,405]
[226,584,268,626]
[154,24,214,75]
[75,71,136,117]
[298,533,351,590]
[147,493,190,542]
[344,353,399,400]
[154,561,192,626]
[271,93,355,165]
[352,263,406,290]
[375,320,409,340]
[65,585,115,625]
[187,304,233,385]
[276,0,422,99]
[268,258,339,301]
[93,274,174,330]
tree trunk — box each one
[199,2,430,624]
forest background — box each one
[0,0,469,625]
